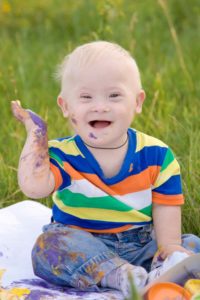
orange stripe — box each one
[63,163,160,195]
[152,191,184,205]
[63,162,115,195]
[50,163,63,190]
[110,166,160,194]
[63,162,83,180]
[69,224,133,233]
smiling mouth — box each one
[89,120,112,128]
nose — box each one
[91,102,111,113]
[91,107,110,112]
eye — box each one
[80,94,92,99]
[109,93,121,99]
[109,93,121,98]
[109,93,122,102]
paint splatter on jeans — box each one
[31,223,200,291]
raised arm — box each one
[11,100,55,198]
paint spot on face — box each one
[71,117,77,125]
[89,132,97,139]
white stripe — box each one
[67,179,107,197]
[116,189,152,210]
[65,179,152,210]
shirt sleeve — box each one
[48,140,71,191]
[152,147,184,205]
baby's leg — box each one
[182,234,200,253]
[101,263,148,298]
[32,223,126,291]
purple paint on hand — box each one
[27,110,47,136]
[89,132,97,139]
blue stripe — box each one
[129,146,168,175]
[52,204,152,229]
[152,175,182,195]
[50,146,94,174]
[74,129,137,185]
[50,134,168,178]
[50,142,168,177]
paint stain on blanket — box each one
[0,270,30,299]
[0,288,61,300]
[26,289,55,299]
[0,287,30,299]
[0,269,6,281]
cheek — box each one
[118,105,134,117]
[70,113,78,125]
[118,107,135,125]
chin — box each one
[88,136,110,146]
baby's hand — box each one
[11,100,30,123]
[11,100,47,135]
[158,244,194,260]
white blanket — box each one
[0,200,123,299]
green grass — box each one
[0,0,200,235]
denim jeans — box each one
[31,223,200,291]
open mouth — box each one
[89,120,112,128]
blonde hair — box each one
[56,41,142,97]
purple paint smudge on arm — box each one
[27,110,47,136]
[89,132,97,139]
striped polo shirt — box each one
[48,128,184,233]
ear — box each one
[57,96,69,118]
[135,90,146,114]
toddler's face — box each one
[58,56,145,147]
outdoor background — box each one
[0,0,199,234]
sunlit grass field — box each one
[0,0,200,234]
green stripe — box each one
[139,205,152,217]
[161,148,174,171]
[49,149,64,166]
[56,189,132,211]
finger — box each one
[183,249,194,256]
[11,100,30,123]
[159,250,168,260]
[174,247,194,256]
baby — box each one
[11,41,200,297]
